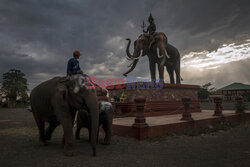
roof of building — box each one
[218,82,250,91]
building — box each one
[218,82,250,101]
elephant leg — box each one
[167,66,175,84]
[158,63,164,83]
[33,113,47,146]
[45,121,60,141]
[149,61,156,82]
[102,112,112,145]
[75,124,81,140]
[59,111,75,156]
[88,127,91,142]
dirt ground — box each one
[1,108,250,167]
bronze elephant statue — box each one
[30,74,99,156]
[75,101,113,145]
[124,33,181,84]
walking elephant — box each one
[123,33,181,84]
[75,101,113,145]
[30,74,99,157]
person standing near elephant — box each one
[67,50,82,76]
[143,13,156,35]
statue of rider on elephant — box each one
[124,14,182,84]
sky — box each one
[0,0,250,90]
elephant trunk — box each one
[123,60,138,76]
[126,38,133,60]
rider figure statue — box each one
[143,13,156,35]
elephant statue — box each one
[124,32,168,83]
[30,74,99,157]
[124,33,182,84]
[75,101,113,145]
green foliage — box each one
[1,69,28,107]
[242,92,250,102]
[198,82,215,101]
[234,100,247,114]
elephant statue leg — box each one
[158,63,164,83]
[167,66,175,84]
[174,60,181,84]
[45,121,60,141]
[149,60,156,82]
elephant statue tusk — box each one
[132,49,143,60]
[157,48,163,58]
[126,55,133,61]
[165,49,170,59]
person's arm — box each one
[143,27,149,33]
[67,60,72,76]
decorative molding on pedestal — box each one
[181,97,194,121]
[213,97,223,116]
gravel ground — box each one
[0,108,250,167]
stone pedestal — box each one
[181,97,193,121]
[107,82,201,117]
[213,97,223,116]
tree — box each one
[198,82,215,101]
[1,69,28,107]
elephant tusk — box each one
[165,49,170,59]
[157,48,163,58]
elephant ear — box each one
[55,84,69,101]
[60,74,89,94]
[60,76,75,93]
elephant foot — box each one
[104,137,111,145]
[45,134,52,141]
[64,150,77,157]
[39,140,48,146]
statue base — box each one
[107,82,201,117]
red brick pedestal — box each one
[181,97,193,121]
[213,97,223,116]
[132,96,149,140]
[107,82,201,117]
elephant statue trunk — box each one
[123,59,138,76]
[126,38,133,60]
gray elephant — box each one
[124,33,181,84]
[30,74,99,157]
[75,101,113,145]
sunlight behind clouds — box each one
[182,40,250,70]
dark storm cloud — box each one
[0,0,250,89]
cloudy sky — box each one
[0,0,249,90]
